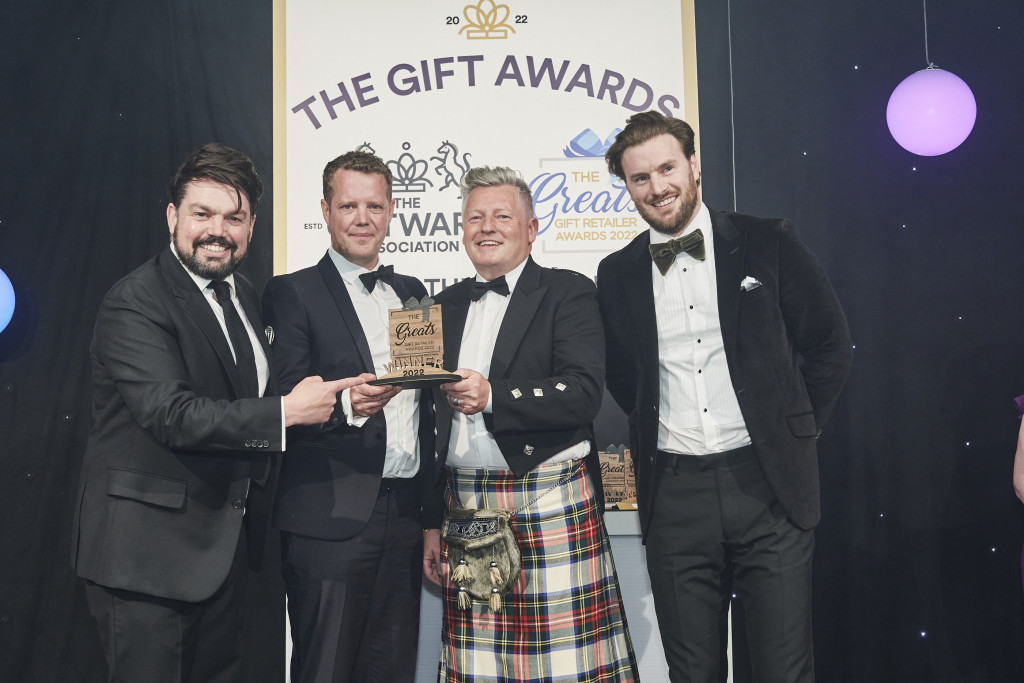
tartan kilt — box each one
[439,459,639,683]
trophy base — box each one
[368,372,463,389]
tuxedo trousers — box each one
[645,446,815,683]
[83,526,250,683]
[282,478,424,683]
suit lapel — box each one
[617,234,660,371]
[440,286,471,372]
[316,254,375,372]
[390,277,417,308]
[711,211,745,364]
[159,248,246,397]
[490,257,546,380]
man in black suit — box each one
[422,166,638,682]
[261,150,434,683]
[598,111,853,682]
[72,143,359,683]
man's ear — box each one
[166,203,178,236]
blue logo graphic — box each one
[563,128,621,158]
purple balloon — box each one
[886,68,977,156]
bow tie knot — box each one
[470,275,510,301]
[359,265,395,292]
[648,228,705,275]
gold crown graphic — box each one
[459,0,516,40]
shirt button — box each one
[232,500,244,509]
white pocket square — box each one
[740,276,762,292]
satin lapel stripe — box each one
[443,287,471,372]
[317,256,376,372]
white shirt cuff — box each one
[341,387,369,427]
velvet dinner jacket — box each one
[261,252,435,541]
[596,210,853,537]
[72,247,281,603]
[426,257,605,528]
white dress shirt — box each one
[650,203,751,455]
[329,249,420,479]
[446,258,589,470]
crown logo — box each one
[459,0,516,40]
[387,142,433,193]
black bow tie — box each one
[359,265,395,292]
[470,276,510,301]
[648,229,705,275]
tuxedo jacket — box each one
[72,247,281,603]
[261,252,435,541]
[425,257,605,528]
[597,210,853,536]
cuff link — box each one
[555,383,567,392]
[511,388,523,399]
[533,388,543,397]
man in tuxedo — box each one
[422,166,638,682]
[598,111,853,682]
[261,150,434,683]
[72,143,359,683]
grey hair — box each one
[459,166,534,218]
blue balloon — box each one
[0,268,14,332]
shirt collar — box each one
[328,247,383,292]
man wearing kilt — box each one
[423,166,639,683]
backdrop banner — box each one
[282,0,697,288]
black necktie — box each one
[359,264,395,293]
[648,228,706,276]
[470,275,510,301]
[208,280,259,398]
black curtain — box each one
[0,1,280,681]
[692,1,1024,681]
[2,1,1024,681]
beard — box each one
[175,230,246,280]
[635,177,701,236]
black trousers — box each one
[645,447,815,683]
[83,527,250,683]
[282,478,424,683]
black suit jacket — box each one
[597,210,853,537]
[72,247,282,603]
[426,257,605,527]
[261,252,435,540]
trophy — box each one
[369,297,463,388]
